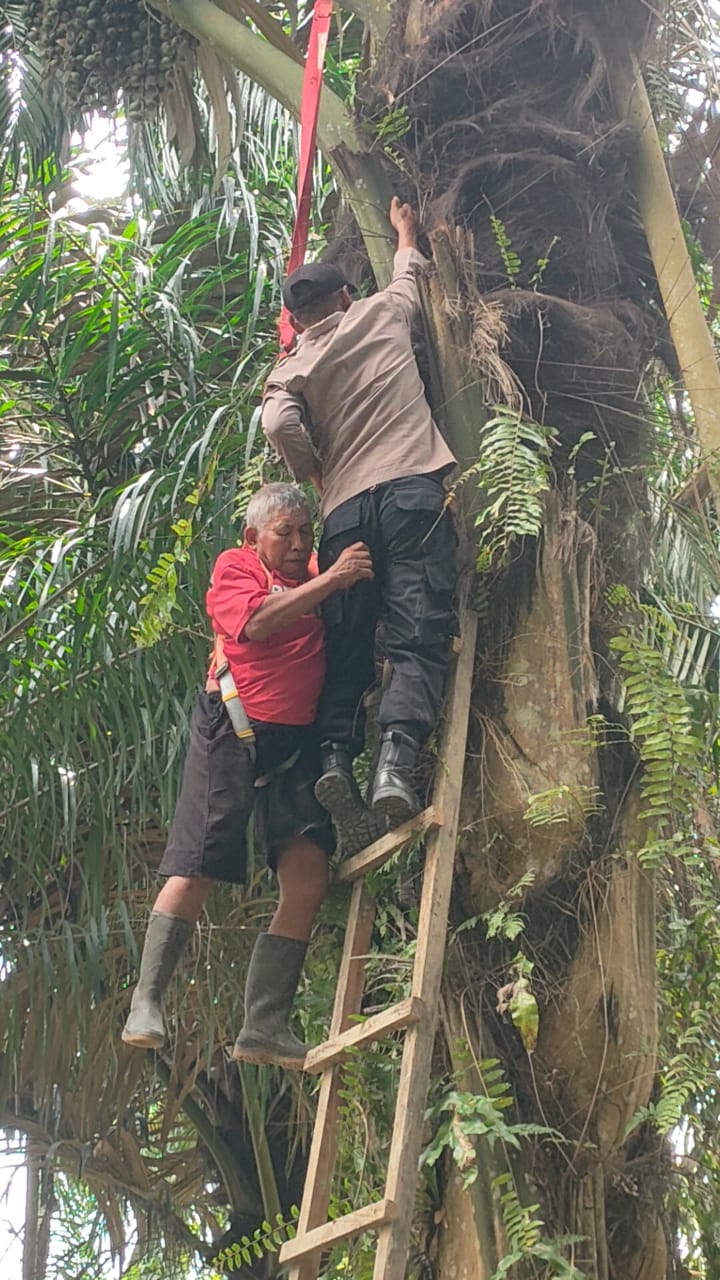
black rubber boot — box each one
[232,933,311,1070]
[314,741,384,857]
[371,729,422,830]
[121,911,193,1050]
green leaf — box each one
[510,979,539,1052]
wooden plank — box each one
[303,996,426,1074]
[373,610,477,1280]
[287,881,375,1280]
[335,806,439,884]
[280,1198,399,1265]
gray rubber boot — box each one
[232,933,311,1070]
[371,729,422,831]
[315,741,385,857]
[121,911,193,1050]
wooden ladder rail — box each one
[280,609,477,1280]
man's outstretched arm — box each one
[385,197,428,322]
[391,196,418,252]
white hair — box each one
[245,482,311,531]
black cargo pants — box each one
[316,472,457,756]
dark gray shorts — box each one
[158,692,335,885]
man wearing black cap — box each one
[262,198,457,848]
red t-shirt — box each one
[205,545,325,725]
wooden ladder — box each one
[278,609,477,1280]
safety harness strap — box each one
[278,0,334,353]
[212,634,256,762]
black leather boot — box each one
[315,741,384,857]
[371,729,421,830]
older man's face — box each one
[249,506,314,580]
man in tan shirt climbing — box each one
[262,198,458,847]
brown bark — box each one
[570,1168,610,1280]
[432,1163,495,1280]
[613,1216,668,1280]
[535,796,658,1158]
[461,493,600,904]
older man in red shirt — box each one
[122,482,371,1068]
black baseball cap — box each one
[282,262,354,313]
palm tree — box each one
[2,1,720,1276]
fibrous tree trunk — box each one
[363,6,671,1273]
[347,3,685,1275]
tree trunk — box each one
[357,5,678,1276]
[22,1138,40,1280]
[22,1138,53,1280]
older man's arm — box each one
[262,386,323,493]
[243,543,373,641]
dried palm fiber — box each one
[369,0,671,479]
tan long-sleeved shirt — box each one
[261,248,457,518]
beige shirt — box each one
[261,247,457,518]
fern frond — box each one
[455,407,557,570]
[610,614,703,845]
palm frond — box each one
[0,112,324,1258]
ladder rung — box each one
[303,996,426,1074]
[335,805,440,884]
[279,1197,399,1265]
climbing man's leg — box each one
[314,495,385,853]
[154,873,215,921]
[121,876,214,1050]
[122,689,255,1051]
[234,743,335,1069]
[270,835,330,940]
[315,509,379,753]
[371,474,457,829]
[232,838,329,1070]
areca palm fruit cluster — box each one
[24,0,194,120]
